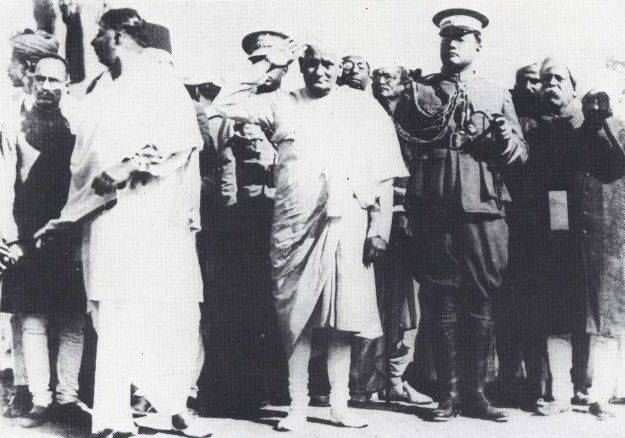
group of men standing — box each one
[0,4,624,438]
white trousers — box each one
[189,327,205,400]
[89,300,200,434]
[547,336,574,402]
[21,313,85,407]
[0,313,15,374]
[10,314,28,386]
[588,334,625,405]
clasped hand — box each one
[582,90,612,127]
[363,236,387,265]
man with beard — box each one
[215,41,407,430]
[0,55,88,428]
[338,55,371,91]
[40,9,204,437]
[393,8,527,421]
[519,58,625,419]
[1,28,60,421]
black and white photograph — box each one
[0,1,624,437]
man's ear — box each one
[114,31,122,46]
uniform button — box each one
[581,229,589,235]
[585,172,591,177]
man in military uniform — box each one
[208,31,288,413]
[393,8,527,421]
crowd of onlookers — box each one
[0,3,624,438]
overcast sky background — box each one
[1,0,624,99]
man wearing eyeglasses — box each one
[339,55,371,91]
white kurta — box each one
[216,85,408,354]
[63,54,203,433]
[67,57,203,305]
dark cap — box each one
[144,22,172,54]
[433,8,489,37]
[241,30,289,59]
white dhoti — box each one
[90,300,200,433]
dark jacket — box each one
[1,106,84,315]
[511,101,625,335]
[394,72,527,216]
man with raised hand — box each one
[520,57,625,419]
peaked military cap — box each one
[241,30,289,59]
[144,22,172,54]
[433,8,489,37]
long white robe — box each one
[216,85,408,355]
[62,56,203,305]
[58,54,203,432]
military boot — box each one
[463,315,508,422]
[432,314,460,420]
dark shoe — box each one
[17,405,49,428]
[571,391,590,406]
[489,380,521,407]
[432,397,461,421]
[588,402,616,421]
[309,394,330,407]
[463,399,508,422]
[52,402,92,427]
[349,393,371,405]
[2,385,32,418]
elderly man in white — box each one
[215,40,408,431]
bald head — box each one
[299,44,341,97]
[540,57,577,112]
